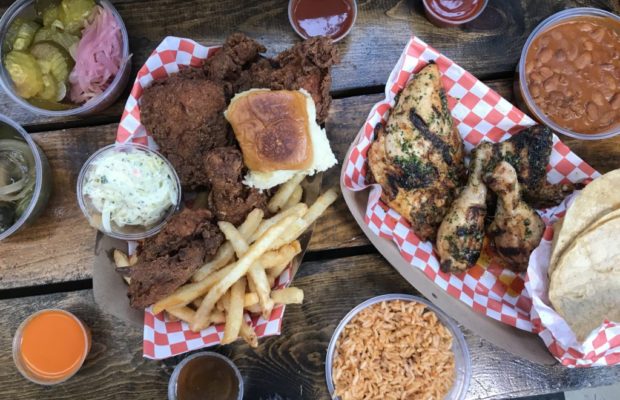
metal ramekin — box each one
[517,8,620,140]
[0,0,131,117]
[326,294,471,400]
[0,114,51,241]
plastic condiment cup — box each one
[422,0,488,28]
[76,143,182,241]
[516,8,620,140]
[0,0,131,117]
[326,294,471,400]
[288,0,358,42]
[0,114,52,241]
[168,352,244,400]
[13,309,91,385]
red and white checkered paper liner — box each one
[341,37,618,366]
[116,37,294,360]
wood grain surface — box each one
[1,254,618,400]
[0,0,618,127]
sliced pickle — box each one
[3,51,44,99]
[29,41,74,83]
[42,5,63,28]
[35,0,61,16]
[59,0,95,34]
[33,27,79,56]
[11,20,41,51]
[3,18,25,52]
[36,73,59,101]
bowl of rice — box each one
[325,294,471,400]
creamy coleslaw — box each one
[82,148,178,232]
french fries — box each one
[114,249,130,267]
[191,214,298,332]
[271,287,304,304]
[267,173,306,213]
[148,187,338,347]
[222,278,246,344]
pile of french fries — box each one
[114,175,338,347]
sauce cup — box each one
[168,352,244,400]
[516,8,620,140]
[0,0,131,117]
[423,0,488,28]
[288,0,357,42]
[13,309,91,385]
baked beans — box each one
[525,16,620,134]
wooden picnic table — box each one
[1,0,620,399]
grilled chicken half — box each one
[436,143,493,273]
[368,63,465,242]
[484,161,545,272]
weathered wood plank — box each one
[0,0,618,127]
[0,253,618,399]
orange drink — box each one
[12,309,91,385]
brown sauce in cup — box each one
[290,0,355,40]
[525,16,620,134]
[176,355,239,400]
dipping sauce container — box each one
[13,309,91,385]
[423,0,488,27]
[168,352,243,400]
[288,0,357,42]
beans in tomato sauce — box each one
[525,16,620,134]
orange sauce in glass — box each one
[17,310,89,382]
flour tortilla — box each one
[549,217,620,341]
[549,169,620,275]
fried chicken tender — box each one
[140,69,230,188]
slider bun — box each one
[225,89,313,172]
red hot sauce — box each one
[423,0,486,26]
[290,0,356,41]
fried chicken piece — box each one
[203,32,266,95]
[140,69,230,189]
[484,161,545,272]
[204,147,268,225]
[128,208,224,309]
[235,36,340,123]
[436,143,493,273]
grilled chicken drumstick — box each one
[483,161,545,272]
[436,143,493,273]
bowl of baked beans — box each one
[517,8,620,140]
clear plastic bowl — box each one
[12,309,91,385]
[0,0,131,117]
[77,143,182,241]
[517,8,620,140]
[168,352,244,400]
[0,114,52,241]
[325,294,471,400]
[288,0,357,42]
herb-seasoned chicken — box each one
[436,143,493,272]
[368,63,465,242]
[484,161,545,272]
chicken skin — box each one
[484,161,545,272]
[436,143,493,273]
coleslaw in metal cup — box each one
[77,143,182,241]
[325,294,471,400]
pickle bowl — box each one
[0,114,52,241]
[76,143,182,241]
[0,0,131,117]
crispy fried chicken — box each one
[128,208,224,309]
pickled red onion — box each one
[69,5,122,103]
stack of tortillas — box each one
[548,169,620,342]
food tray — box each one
[340,36,613,366]
[93,37,320,360]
